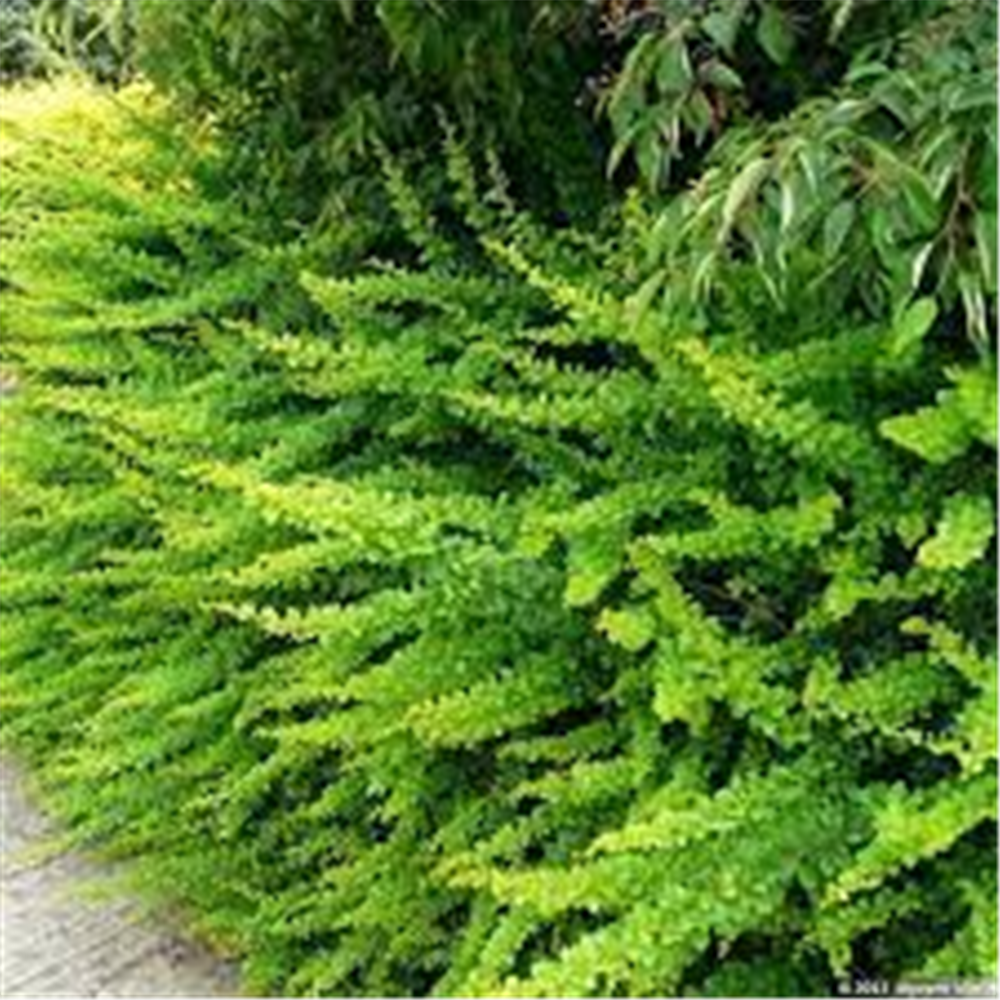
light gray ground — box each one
[1,756,242,997]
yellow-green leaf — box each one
[917,494,995,571]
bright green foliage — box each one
[1,25,996,1000]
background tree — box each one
[0,0,134,82]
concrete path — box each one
[1,757,242,997]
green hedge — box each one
[1,28,996,1000]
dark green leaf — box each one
[700,59,743,91]
[702,0,749,55]
[822,200,855,259]
[974,211,997,292]
[888,297,938,359]
[959,271,989,351]
[684,89,715,145]
[656,37,693,95]
[756,3,793,66]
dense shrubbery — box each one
[0,0,39,79]
[133,0,611,233]
[0,2,996,997]
[0,0,134,82]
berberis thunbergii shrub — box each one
[0,1,996,996]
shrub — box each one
[1,24,996,1000]
[134,0,610,233]
[127,0,970,235]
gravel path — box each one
[1,756,242,997]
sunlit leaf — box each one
[917,494,996,571]
[721,157,770,240]
[879,407,970,464]
[888,297,938,359]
